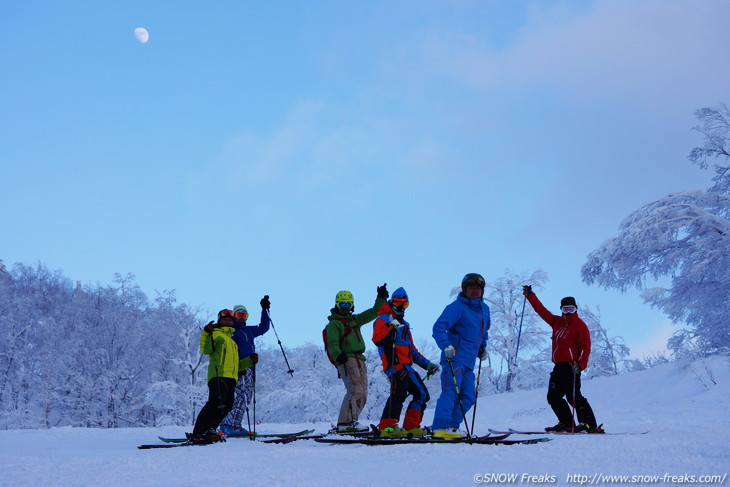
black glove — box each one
[336,353,348,365]
[377,283,389,299]
[478,345,488,360]
[522,285,533,296]
[204,321,217,334]
[260,295,270,310]
[250,353,259,365]
[571,362,581,374]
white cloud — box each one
[418,0,730,103]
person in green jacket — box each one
[325,284,389,432]
[187,309,239,443]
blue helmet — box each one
[389,287,409,317]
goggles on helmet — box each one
[462,273,485,288]
[391,298,409,309]
[338,301,353,310]
[219,309,234,318]
[561,305,577,314]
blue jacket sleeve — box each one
[432,303,460,351]
[482,308,490,348]
[408,328,431,369]
[255,309,271,338]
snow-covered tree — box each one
[481,269,549,392]
[581,104,730,356]
[580,306,630,377]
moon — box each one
[134,27,149,44]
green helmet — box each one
[335,290,354,307]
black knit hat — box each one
[560,297,577,308]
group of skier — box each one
[188,272,603,443]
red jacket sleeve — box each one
[372,314,395,347]
[526,293,560,329]
[575,318,592,370]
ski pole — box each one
[267,309,294,376]
[447,358,472,439]
[513,295,527,367]
[569,349,577,432]
[252,364,257,439]
[470,356,483,435]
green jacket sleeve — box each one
[353,296,387,327]
[325,320,344,358]
[199,331,213,355]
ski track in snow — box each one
[1,358,728,487]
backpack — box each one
[323,319,355,366]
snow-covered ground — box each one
[1,357,728,487]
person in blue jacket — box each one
[431,273,490,439]
[218,295,271,436]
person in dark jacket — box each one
[523,285,603,433]
[431,273,490,439]
[218,296,271,437]
[372,287,439,438]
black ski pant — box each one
[193,377,236,435]
[379,365,430,430]
[547,362,597,428]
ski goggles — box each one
[561,305,577,314]
[337,301,353,310]
[218,309,234,318]
[234,311,248,320]
[391,298,409,309]
[462,273,486,288]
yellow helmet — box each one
[335,290,354,308]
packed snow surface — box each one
[1,358,728,487]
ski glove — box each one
[444,345,456,359]
[336,353,348,365]
[250,353,259,365]
[522,285,533,296]
[390,319,401,330]
[377,283,389,299]
[426,362,440,375]
[260,295,270,310]
[478,345,488,361]
[571,362,581,375]
[204,321,217,334]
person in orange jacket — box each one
[523,285,603,433]
[372,287,439,438]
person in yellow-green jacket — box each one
[187,309,239,444]
[325,284,388,433]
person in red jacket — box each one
[523,285,603,433]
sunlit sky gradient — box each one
[2,0,728,360]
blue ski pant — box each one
[431,363,476,430]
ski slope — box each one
[1,357,728,487]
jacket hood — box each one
[458,292,485,309]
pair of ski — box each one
[259,427,375,444]
[313,432,550,446]
[489,428,649,436]
[137,428,316,449]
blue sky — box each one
[2,0,728,360]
